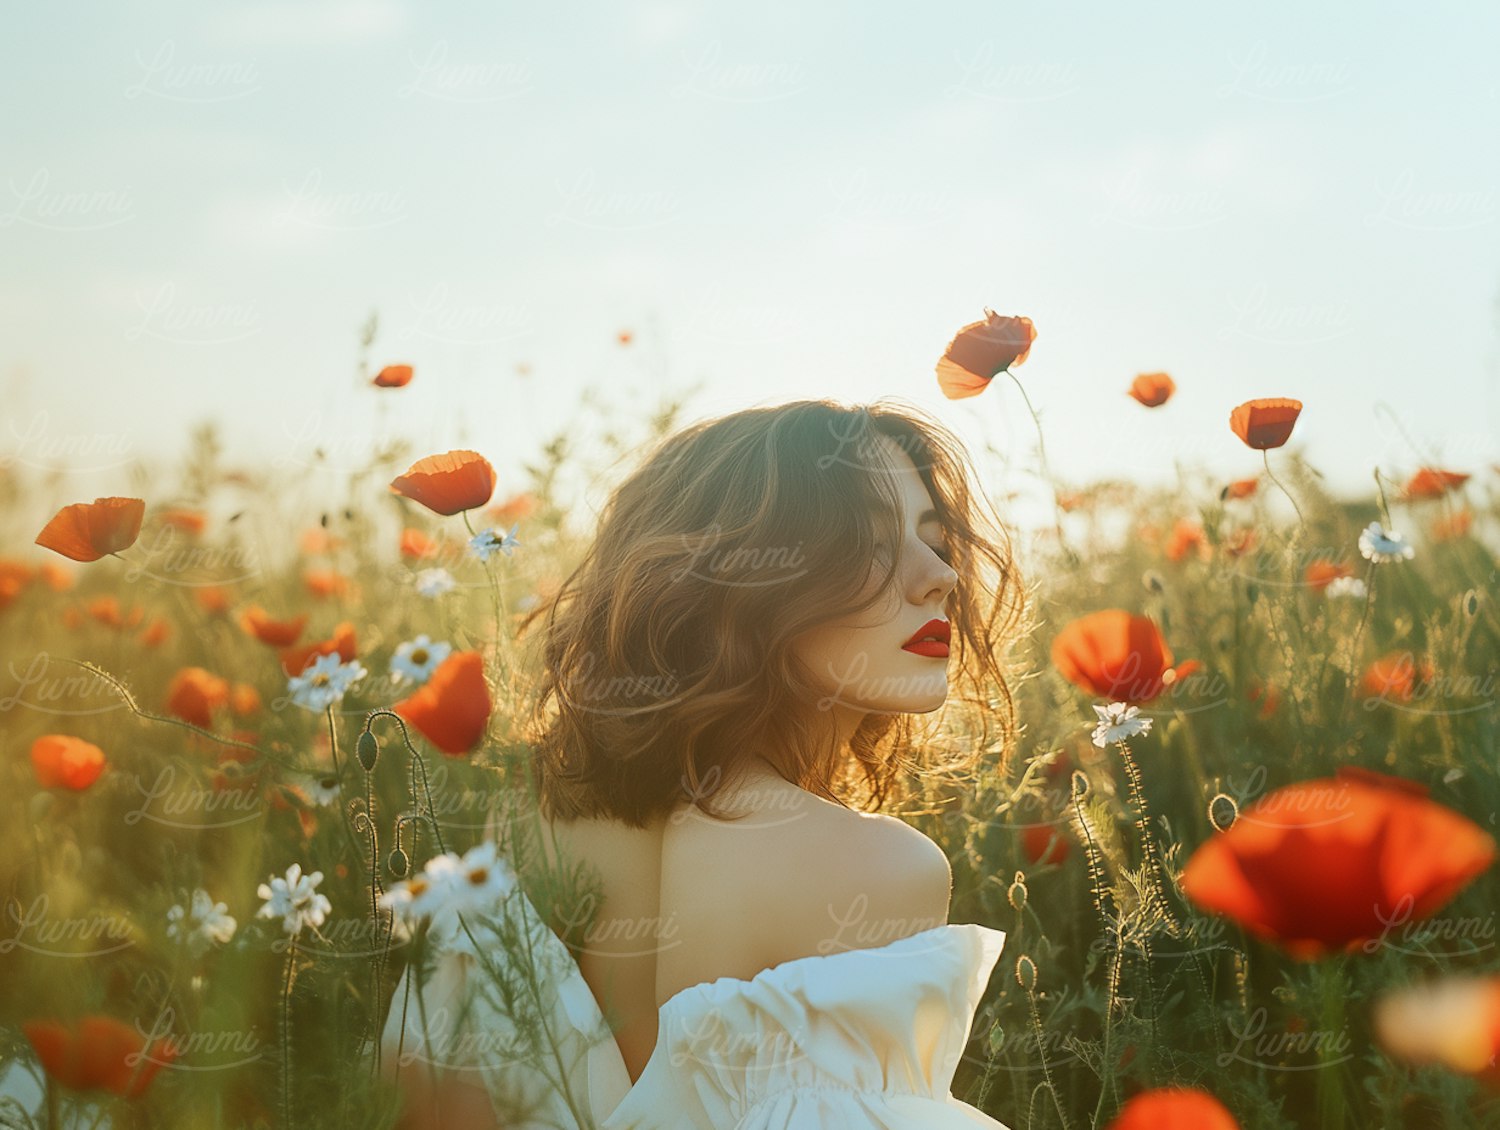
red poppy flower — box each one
[1022,822,1071,865]
[389,450,497,516]
[35,497,146,562]
[31,735,107,790]
[1360,650,1435,704]
[617,329,634,345]
[138,616,172,648]
[1050,610,1199,704]
[238,605,308,647]
[393,650,492,756]
[1180,766,1496,958]
[373,363,414,388]
[23,1015,180,1097]
[279,621,358,678]
[935,310,1038,399]
[0,559,33,611]
[1303,560,1354,591]
[1431,509,1473,542]
[1222,476,1259,501]
[165,667,231,729]
[1107,1087,1239,1130]
[1402,467,1470,500]
[157,508,206,536]
[1229,398,1302,450]
[1128,372,1176,407]
[86,595,143,630]
[1374,975,1500,1089]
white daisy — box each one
[379,840,517,950]
[1091,701,1154,748]
[390,634,452,686]
[294,773,342,807]
[414,567,456,598]
[167,888,238,956]
[1325,574,1368,600]
[467,523,521,563]
[1358,521,1415,564]
[255,863,332,939]
[287,652,368,713]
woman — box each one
[381,398,1030,1128]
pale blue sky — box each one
[3,0,1498,539]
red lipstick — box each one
[901,618,951,658]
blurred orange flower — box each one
[1164,518,1210,563]
[230,682,262,717]
[1222,476,1259,501]
[0,559,31,610]
[373,363,414,388]
[238,605,308,647]
[166,666,231,729]
[279,621,357,678]
[1229,398,1301,450]
[1360,650,1436,703]
[1127,372,1175,407]
[39,560,74,591]
[31,735,107,790]
[1246,677,1279,719]
[1106,1088,1239,1130]
[486,491,540,526]
[1303,559,1354,591]
[1222,527,1258,558]
[23,1015,179,1097]
[1431,509,1473,541]
[1374,975,1500,1089]
[935,310,1037,399]
[138,616,172,648]
[1181,766,1495,958]
[399,527,437,559]
[195,585,232,615]
[393,650,492,756]
[1402,467,1470,500]
[616,329,634,345]
[157,508,206,536]
[389,450,497,516]
[300,528,345,555]
[35,497,146,562]
[304,569,350,599]
[1051,610,1200,705]
[86,595,144,630]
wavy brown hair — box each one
[515,397,1031,828]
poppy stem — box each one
[1261,450,1307,538]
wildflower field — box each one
[1,318,1497,1130]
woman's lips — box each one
[901,639,950,658]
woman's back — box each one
[532,761,955,1084]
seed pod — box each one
[356,730,380,772]
[1007,870,1028,911]
[1208,792,1239,833]
[388,847,409,878]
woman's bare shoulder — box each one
[659,777,952,994]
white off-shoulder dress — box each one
[380,880,1011,1129]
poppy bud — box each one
[1142,569,1165,594]
[356,731,379,772]
[1245,582,1259,605]
[388,847,409,878]
[1007,871,1028,911]
[987,1023,1006,1055]
[1015,954,1037,992]
[1208,792,1239,833]
[1461,589,1480,620]
[1070,770,1090,803]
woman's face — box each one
[790,439,960,721]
